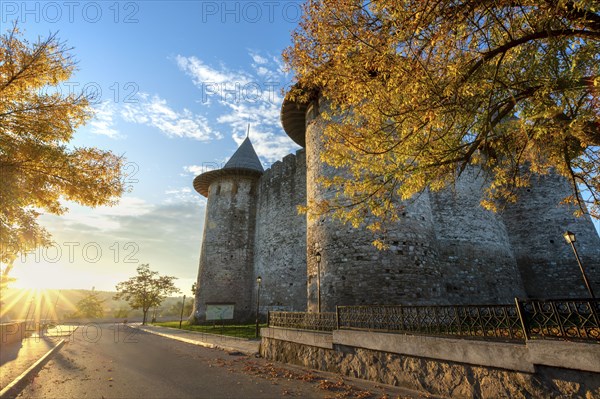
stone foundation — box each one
[260,328,600,398]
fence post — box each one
[549,300,566,338]
[453,306,461,336]
[267,311,271,328]
[590,299,600,326]
[514,297,529,340]
[400,305,405,331]
[336,306,340,330]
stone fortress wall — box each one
[191,97,600,323]
[501,173,600,298]
[299,98,599,311]
[430,167,527,304]
[305,113,445,310]
[252,149,307,314]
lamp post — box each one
[316,252,321,313]
[563,231,595,298]
[179,295,186,329]
[255,276,262,338]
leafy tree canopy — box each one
[284,0,600,236]
[70,291,105,319]
[0,26,126,278]
[114,264,180,325]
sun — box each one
[9,261,66,290]
[0,286,65,323]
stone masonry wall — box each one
[192,98,600,324]
[431,167,526,304]
[191,174,259,322]
[305,101,443,311]
[261,337,600,399]
[501,173,600,298]
[253,149,308,314]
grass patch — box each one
[153,321,267,339]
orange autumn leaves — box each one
[285,0,600,235]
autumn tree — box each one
[69,291,105,319]
[284,0,600,233]
[0,26,126,282]
[114,264,180,325]
[167,299,193,317]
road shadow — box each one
[0,340,23,365]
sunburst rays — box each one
[0,288,73,323]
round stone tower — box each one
[190,137,263,323]
[500,173,600,298]
[282,96,443,311]
[430,167,526,304]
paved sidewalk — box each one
[131,324,433,399]
[0,326,76,397]
[133,324,260,355]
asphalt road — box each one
[15,324,417,399]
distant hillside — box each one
[0,288,191,322]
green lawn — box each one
[153,321,267,339]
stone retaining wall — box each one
[260,327,600,398]
[0,321,26,345]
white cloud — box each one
[90,101,121,139]
[183,164,219,176]
[53,197,154,232]
[20,199,206,291]
[164,187,199,203]
[233,126,298,164]
[122,94,220,141]
[165,187,191,195]
[176,51,299,163]
[256,66,270,77]
[216,97,296,163]
[176,55,251,86]
[95,197,154,217]
[250,53,268,65]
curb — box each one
[0,338,66,399]
[135,326,260,356]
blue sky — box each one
[4,1,599,292]
[5,1,303,291]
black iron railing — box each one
[268,311,336,332]
[267,299,599,342]
[517,298,599,340]
[337,304,524,341]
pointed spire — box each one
[224,136,264,172]
[193,135,264,197]
[247,123,250,139]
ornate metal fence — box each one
[266,299,599,342]
[268,311,336,332]
[517,298,599,340]
[337,304,524,341]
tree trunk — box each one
[142,310,147,325]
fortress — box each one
[190,96,600,323]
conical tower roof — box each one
[223,137,264,172]
[193,137,264,197]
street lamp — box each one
[563,231,595,298]
[179,295,186,329]
[315,252,322,313]
[255,276,262,338]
